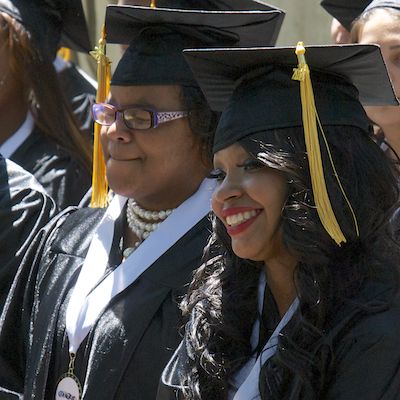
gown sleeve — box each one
[10,129,91,210]
[0,157,57,311]
[325,305,400,400]
[0,205,71,398]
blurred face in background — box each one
[331,18,351,44]
[353,8,400,156]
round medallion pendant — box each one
[55,373,82,400]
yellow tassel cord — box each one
[150,0,156,8]
[57,47,72,62]
[292,42,359,245]
[89,25,111,208]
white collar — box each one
[0,111,34,158]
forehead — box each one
[109,84,183,108]
[360,9,400,40]
[213,143,248,164]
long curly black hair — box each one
[179,124,400,399]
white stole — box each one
[232,296,299,400]
[65,178,216,354]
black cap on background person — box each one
[106,4,285,87]
[0,0,91,58]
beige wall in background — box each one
[75,0,333,81]
[263,0,332,45]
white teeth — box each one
[226,210,257,227]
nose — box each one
[212,174,243,206]
[104,112,132,143]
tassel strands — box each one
[90,25,111,208]
[292,42,358,245]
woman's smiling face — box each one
[211,142,289,264]
[100,84,209,210]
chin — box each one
[232,243,264,262]
[107,178,138,199]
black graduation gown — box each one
[158,277,400,400]
[10,127,91,209]
[0,206,211,400]
[57,63,96,140]
[0,155,56,314]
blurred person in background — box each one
[351,0,400,162]
[0,0,92,209]
[321,0,400,162]
[53,0,96,140]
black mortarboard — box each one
[0,0,91,57]
[183,44,398,121]
[320,0,372,30]
[120,0,282,12]
[184,43,398,245]
[106,4,285,87]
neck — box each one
[381,123,400,160]
[264,254,298,317]
[0,102,29,146]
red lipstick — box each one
[222,207,262,236]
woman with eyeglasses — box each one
[0,3,284,399]
[0,0,92,210]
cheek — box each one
[99,127,109,155]
[211,191,222,218]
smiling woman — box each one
[211,143,289,265]
[99,85,208,208]
[159,44,400,400]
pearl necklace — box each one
[123,199,174,258]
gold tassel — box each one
[89,25,111,208]
[292,42,358,245]
[57,47,72,62]
[150,0,156,8]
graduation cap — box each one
[0,0,91,57]
[106,4,285,86]
[320,0,372,31]
[120,0,283,12]
[183,43,398,245]
[183,44,398,113]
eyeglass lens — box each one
[93,104,152,129]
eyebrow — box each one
[107,98,152,109]
[389,44,400,50]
